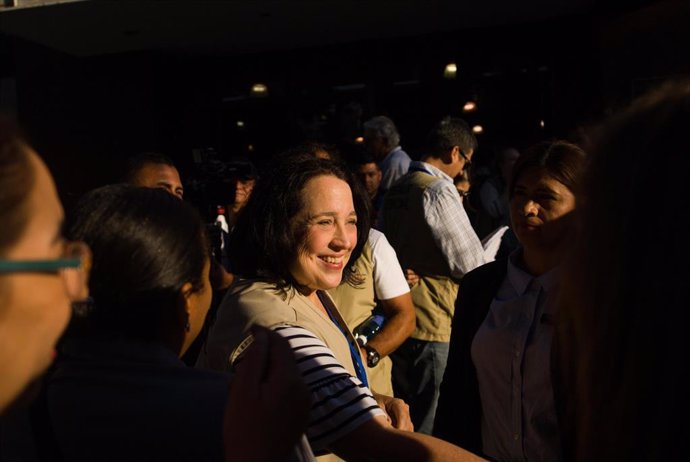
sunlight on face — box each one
[289,175,357,294]
[510,168,576,252]
[0,150,72,410]
[133,163,184,199]
[356,162,382,198]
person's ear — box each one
[179,282,195,332]
[446,146,460,165]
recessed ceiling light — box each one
[444,62,457,79]
[250,83,268,97]
[463,101,477,112]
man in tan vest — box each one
[328,228,416,397]
[382,117,486,434]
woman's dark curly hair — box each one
[229,156,370,295]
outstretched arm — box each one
[331,415,488,462]
[223,325,312,462]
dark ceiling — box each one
[0,0,675,207]
[0,0,607,57]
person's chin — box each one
[315,276,341,291]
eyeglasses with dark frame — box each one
[459,148,472,171]
[0,241,91,301]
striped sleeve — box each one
[272,325,385,454]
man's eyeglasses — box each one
[459,149,472,171]
[458,190,471,199]
[0,241,91,301]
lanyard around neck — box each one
[317,291,370,388]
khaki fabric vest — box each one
[383,171,459,342]
[199,279,358,377]
[200,280,362,462]
[328,242,394,396]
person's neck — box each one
[226,203,246,228]
[298,287,329,317]
[520,247,562,277]
[421,156,452,177]
[228,201,245,214]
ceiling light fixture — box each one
[443,62,457,79]
[463,101,477,112]
[472,125,484,135]
[250,83,268,97]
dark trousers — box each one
[391,338,450,434]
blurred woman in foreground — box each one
[558,81,690,462]
[0,118,86,414]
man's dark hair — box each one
[229,156,370,295]
[66,184,208,344]
[123,151,177,183]
[426,117,478,158]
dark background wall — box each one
[0,0,687,213]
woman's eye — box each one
[317,219,333,226]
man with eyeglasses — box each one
[381,116,485,435]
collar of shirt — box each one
[507,247,560,295]
[383,145,403,160]
[408,160,453,183]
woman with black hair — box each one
[38,184,309,461]
[434,140,587,462]
[198,156,486,462]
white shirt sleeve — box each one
[368,228,410,300]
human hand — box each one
[405,268,420,287]
[374,393,414,432]
[223,325,311,462]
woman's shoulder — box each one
[223,278,299,326]
[459,259,508,302]
[463,259,507,283]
